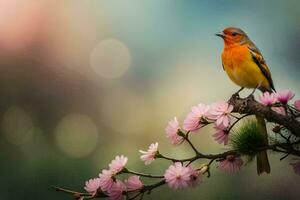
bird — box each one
[216,27,274,175]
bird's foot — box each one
[246,87,257,99]
[232,87,244,99]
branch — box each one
[229,95,300,137]
[54,140,300,199]
[54,93,300,200]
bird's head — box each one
[216,27,248,46]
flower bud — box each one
[200,165,209,174]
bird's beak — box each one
[215,32,225,38]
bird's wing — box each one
[247,43,275,91]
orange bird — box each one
[216,27,274,174]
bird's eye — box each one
[232,32,238,36]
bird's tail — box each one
[256,116,270,175]
[257,150,270,175]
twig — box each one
[52,186,90,196]
[122,169,164,179]
[227,114,251,133]
[183,135,202,156]
[280,153,290,161]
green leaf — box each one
[230,120,266,159]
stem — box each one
[184,136,201,155]
[280,153,290,160]
[278,131,290,142]
[52,186,90,196]
[123,169,164,179]
[182,131,202,156]
[158,154,191,162]
[227,114,251,133]
[142,180,166,194]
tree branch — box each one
[229,95,300,137]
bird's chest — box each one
[222,46,250,70]
[221,46,257,87]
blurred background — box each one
[0,0,299,199]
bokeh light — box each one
[90,39,131,79]
[55,114,98,158]
[2,106,35,145]
[0,0,46,51]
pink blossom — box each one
[164,162,191,190]
[107,180,126,200]
[259,92,277,106]
[218,155,243,173]
[187,166,202,188]
[98,169,114,191]
[291,161,300,176]
[272,107,286,115]
[139,142,158,165]
[183,103,210,132]
[208,101,233,127]
[165,117,184,145]
[125,176,143,191]
[212,125,229,145]
[294,100,300,111]
[109,155,128,173]
[275,90,295,104]
[84,178,101,196]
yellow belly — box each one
[222,48,269,89]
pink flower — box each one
[187,166,202,188]
[213,125,229,145]
[109,155,128,173]
[183,103,209,132]
[164,162,191,190]
[98,169,114,191]
[275,90,295,104]
[291,161,300,176]
[208,101,233,127]
[165,117,184,145]
[259,92,276,106]
[294,100,300,111]
[125,176,143,191]
[272,107,286,115]
[107,180,126,200]
[84,178,101,196]
[139,142,158,165]
[218,155,243,173]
